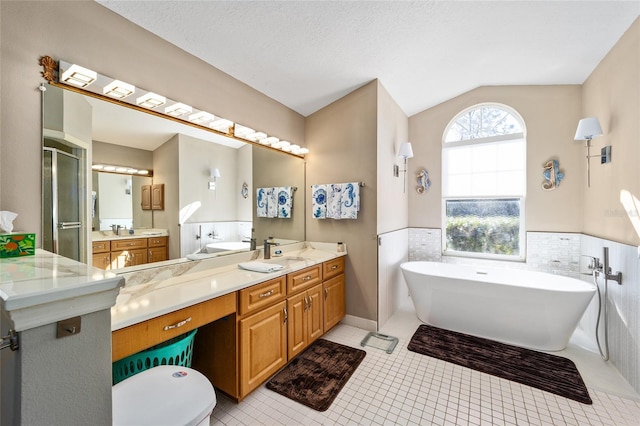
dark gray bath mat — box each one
[266,339,366,411]
[408,324,592,404]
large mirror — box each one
[42,84,305,271]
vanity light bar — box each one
[189,111,215,124]
[210,118,234,133]
[60,64,97,88]
[103,80,135,99]
[46,58,310,157]
[165,102,193,117]
[234,124,255,139]
[92,164,152,176]
[136,92,166,109]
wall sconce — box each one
[397,142,414,193]
[208,168,221,190]
[574,117,609,187]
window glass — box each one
[442,104,526,259]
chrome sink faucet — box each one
[111,224,122,236]
[263,238,279,259]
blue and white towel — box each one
[266,187,278,218]
[311,184,327,219]
[340,182,360,219]
[276,187,293,219]
[327,184,343,219]
[256,188,268,217]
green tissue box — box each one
[0,233,36,258]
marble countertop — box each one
[111,242,346,331]
[92,229,169,242]
[0,250,124,331]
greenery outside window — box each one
[442,104,526,260]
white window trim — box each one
[442,103,527,261]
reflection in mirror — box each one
[42,84,305,271]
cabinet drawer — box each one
[323,257,345,280]
[287,264,322,294]
[92,241,110,253]
[111,238,147,251]
[239,276,286,316]
[148,236,168,247]
[112,292,236,362]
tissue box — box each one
[0,233,36,258]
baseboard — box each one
[341,314,377,332]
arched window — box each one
[442,104,526,260]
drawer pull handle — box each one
[330,265,339,270]
[283,307,288,324]
[163,317,192,331]
[302,275,312,281]
[259,290,274,299]
[324,288,328,300]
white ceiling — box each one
[97,1,639,118]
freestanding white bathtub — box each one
[400,261,596,351]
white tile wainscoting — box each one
[406,228,640,395]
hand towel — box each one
[266,187,278,218]
[340,182,360,219]
[327,184,342,219]
[276,187,293,218]
[256,188,268,217]
[311,184,327,219]
[238,262,284,273]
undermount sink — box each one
[264,256,308,266]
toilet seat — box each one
[113,366,216,426]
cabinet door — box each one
[92,252,111,270]
[151,184,164,210]
[148,246,168,263]
[307,284,324,343]
[240,300,287,397]
[141,185,151,210]
[113,248,148,268]
[323,274,345,331]
[287,292,307,359]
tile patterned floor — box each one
[210,314,640,425]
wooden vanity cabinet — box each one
[239,300,287,397]
[194,257,346,402]
[92,236,169,269]
[147,236,168,263]
[111,238,148,269]
[287,283,323,359]
[323,274,345,331]
[92,241,111,270]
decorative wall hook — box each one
[542,159,564,191]
[416,169,431,194]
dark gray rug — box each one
[408,324,592,404]
[266,339,366,411]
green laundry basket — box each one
[112,329,198,385]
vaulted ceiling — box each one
[98,1,639,117]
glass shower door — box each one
[43,148,81,262]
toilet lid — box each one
[113,366,216,426]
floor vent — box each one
[360,332,399,354]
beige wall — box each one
[0,0,304,238]
[305,81,379,322]
[408,85,584,235]
[377,81,410,233]
[581,17,640,246]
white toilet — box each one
[112,366,216,426]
